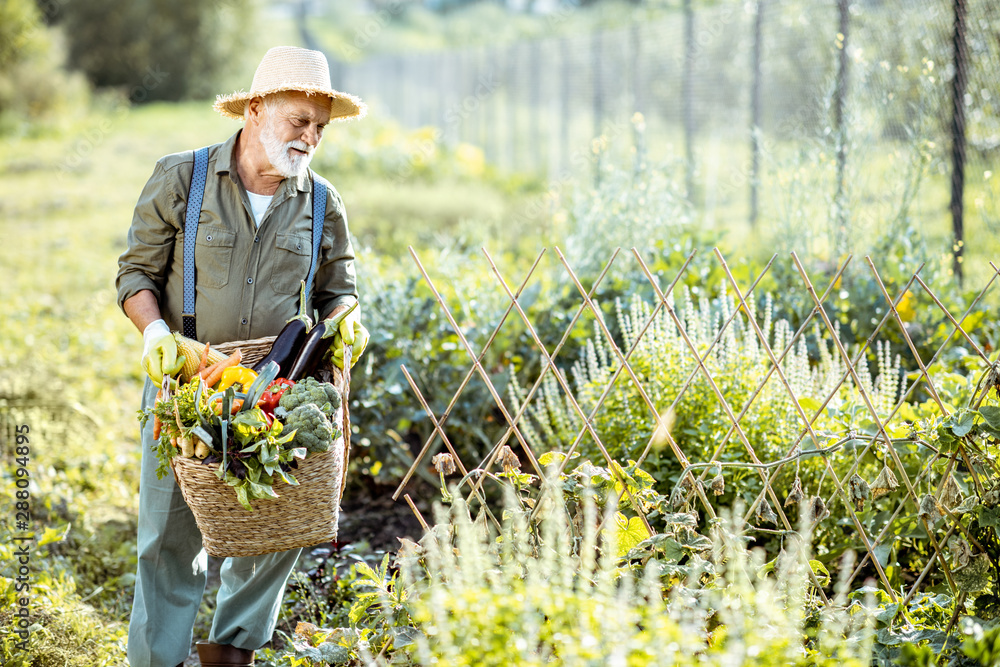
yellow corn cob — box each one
[172,333,229,381]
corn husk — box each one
[173,333,229,381]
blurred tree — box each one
[1,0,87,130]
[49,0,255,102]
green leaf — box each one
[648,535,684,561]
[809,559,831,586]
[391,626,421,648]
[798,396,822,414]
[945,409,976,437]
[979,505,1000,530]
[234,484,252,511]
[613,512,651,559]
[677,530,713,553]
[874,603,899,625]
[872,542,892,567]
[248,480,278,500]
[538,451,568,467]
[980,406,1000,431]
[37,523,70,547]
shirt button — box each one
[206,234,213,241]
[247,277,253,284]
[241,318,248,325]
[254,236,260,243]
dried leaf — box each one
[809,496,830,523]
[784,476,805,507]
[396,537,424,561]
[295,621,320,643]
[949,536,972,569]
[679,473,694,492]
[870,465,900,500]
[756,500,778,526]
[709,473,725,496]
[918,493,943,525]
[432,452,456,476]
[499,445,521,475]
[984,486,1000,508]
[940,474,963,510]
[848,473,871,512]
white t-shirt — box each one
[247,191,273,227]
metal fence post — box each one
[750,0,765,227]
[683,0,696,203]
[592,29,604,187]
[530,39,542,174]
[507,43,518,172]
[560,37,571,179]
[951,0,969,284]
[833,0,851,256]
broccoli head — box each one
[283,403,338,453]
[279,377,342,416]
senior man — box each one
[116,46,368,667]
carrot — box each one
[198,341,211,374]
[152,388,164,439]
[199,349,243,387]
[211,397,244,415]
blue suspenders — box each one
[182,147,327,339]
[182,147,210,338]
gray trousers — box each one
[127,378,302,666]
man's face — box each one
[258,91,332,178]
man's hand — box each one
[141,320,180,384]
[328,304,369,369]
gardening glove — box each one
[141,320,180,384]
[331,306,369,370]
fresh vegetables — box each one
[258,378,295,414]
[277,376,342,415]
[285,301,358,381]
[199,349,243,387]
[282,403,338,454]
[216,367,258,393]
[252,280,313,376]
[173,333,229,381]
[138,339,345,511]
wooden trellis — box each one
[392,246,1000,605]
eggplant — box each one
[252,280,313,375]
[285,301,358,381]
[252,318,308,375]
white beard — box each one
[260,116,316,178]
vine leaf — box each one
[614,512,651,558]
[979,405,1000,431]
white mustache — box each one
[288,140,312,155]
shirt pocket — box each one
[269,231,313,294]
[194,225,236,288]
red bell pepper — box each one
[258,378,295,414]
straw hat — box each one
[214,46,366,122]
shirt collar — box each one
[216,129,311,194]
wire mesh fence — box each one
[327,0,1000,265]
[391,245,1000,606]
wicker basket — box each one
[169,337,351,558]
